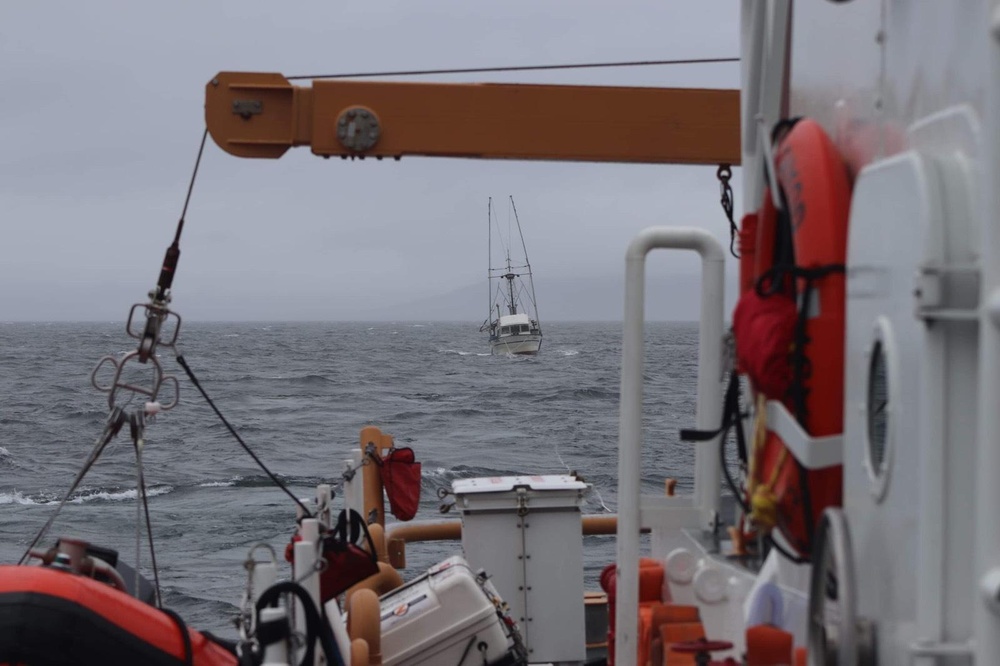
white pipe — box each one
[342,452,364,514]
[615,227,726,666]
[741,0,764,156]
[295,519,322,665]
[250,560,277,632]
[975,7,1000,661]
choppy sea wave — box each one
[0,320,698,635]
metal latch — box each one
[516,488,529,517]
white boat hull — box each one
[489,334,541,355]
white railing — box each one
[614,227,726,666]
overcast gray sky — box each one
[1,1,741,321]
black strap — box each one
[680,371,750,514]
[680,372,739,444]
[680,371,747,464]
[329,509,378,559]
[159,607,193,666]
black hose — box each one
[255,582,344,666]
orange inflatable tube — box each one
[0,565,237,665]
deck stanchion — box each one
[615,227,725,666]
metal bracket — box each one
[515,488,529,517]
[914,264,980,322]
[232,99,263,119]
[336,106,381,152]
[765,400,843,469]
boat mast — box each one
[488,197,493,326]
[502,197,517,316]
[505,260,517,317]
[510,196,539,329]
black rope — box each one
[753,260,845,560]
[155,128,209,302]
[766,533,810,566]
[133,431,163,607]
[174,354,314,519]
[786,263,844,557]
[456,635,478,666]
[176,129,209,246]
[287,57,740,81]
[717,164,739,258]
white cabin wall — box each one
[978,0,1000,662]
[785,1,991,662]
[787,1,881,155]
[843,154,927,665]
[789,2,988,172]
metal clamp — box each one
[516,488,529,517]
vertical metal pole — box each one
[694,245,725,528]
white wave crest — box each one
[198,480,236,488]
[0,486,174,506]
[68,486,174,503]
[0,490,38,505]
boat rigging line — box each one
[172,334,315,522]
[17,408,129,565]
[151,126,317,521]
[286,56,740,81]
[131,411,163,607]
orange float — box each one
[736,118,850,558]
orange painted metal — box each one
[360,425,394,528]
[206,72,740,165]
[385,515,645,569]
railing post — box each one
[615,227,725,666]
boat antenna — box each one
[509,196,540,330]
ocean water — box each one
[0,320,699,636]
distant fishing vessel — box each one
[480,196,542,356]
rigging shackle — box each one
[126,301,182,364]
[91,351,180,412]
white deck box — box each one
[379,555,524,665]
[454,475,588,664]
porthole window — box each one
[867,342,888,471]
[864,317,896,502]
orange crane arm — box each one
[205,72,739,165]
